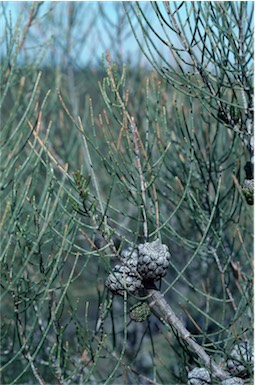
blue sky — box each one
[1,2,148,66]
[1,2,253,70]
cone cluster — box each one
[106,239,170,296]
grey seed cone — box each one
[137,239,170,281]
[187,367,211,385]
[105,264,143,296]
[226,341,253,377]
[106,247,142,296]
[221,378,244,385]
[121,246,139,270]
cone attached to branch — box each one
[105,246,143,296]
[106,239,170,295]
[105,264,143,296]
[137,239,171,281]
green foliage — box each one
[0,2,253,385]
[125,1,254,158]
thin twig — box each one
[27,119,71,181]
[105,52,161,234]
[130,116,148,239]
[10,280,47,385]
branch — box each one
[129,116,148,239]
[147,288,230,381]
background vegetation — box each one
[1,2,253,384]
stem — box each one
[147,288,230,381]
[130,116,148,239]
